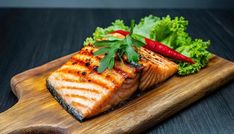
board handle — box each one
[0,100,30,133]
[0,99,68,134]
[0,64,73,133]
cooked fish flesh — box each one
[139,47,178,91]
[47,46,139,121]
[47,46,178,121]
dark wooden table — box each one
[0,9,233,134]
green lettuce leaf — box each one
[93,20,130,40]
[176,39,213,75]
[132,15,212,75]
[84,15,212,75]
[153,16,188,48]
[84,19,129,45]
[132,15,160,39]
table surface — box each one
[0,9,233,134]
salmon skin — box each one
[46,46,177,121]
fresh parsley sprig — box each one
[94,35,143,73]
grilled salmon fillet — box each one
[47,46,139,121]
[47,46,178,121]
[139,47,178,91]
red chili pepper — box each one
[112,30,195,64]
[111,30,130,36]
[144,38,195,64]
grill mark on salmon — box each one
[54,76,85,83]
[79,46,98,54]
[57,68,114,90]
[63,65,120,88]
[58,89,103,109]
[62,59,122,84]
[65,94,97,102]
[71,102,87,109]
[71,102,90,115]
[72,51,136,78]
[71,101,93,117]
[114,62,136,78]
[69,57,124,87]
[67,95,96,108]
[141,67,153,89]
[52,72,87,83]
[56,86,103,95]
[50,79,109,94]
[70,50,133,80]
[71,53,101,67]
[52,82,111,117]
[72,46,134,76]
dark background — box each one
[0,0,234,9]
[0,1,234,134]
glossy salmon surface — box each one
[139,47,178,91]
[47,46,177,121]
[47,46,139,121]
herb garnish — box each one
[93,35,143,73]
[84,15,212,75]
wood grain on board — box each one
[0,54,233,134]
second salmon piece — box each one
[139,47,178,91]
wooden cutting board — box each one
[0,54,234,134]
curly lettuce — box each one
[84,15,212,75]
[175,39,212,75]
[132,15,160,39]
[84,19,130,46]
[132,15,212,75]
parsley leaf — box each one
[94,35,140,72]
[93,47,110,56]
[124,36,139,62]
[97,45,119,72]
